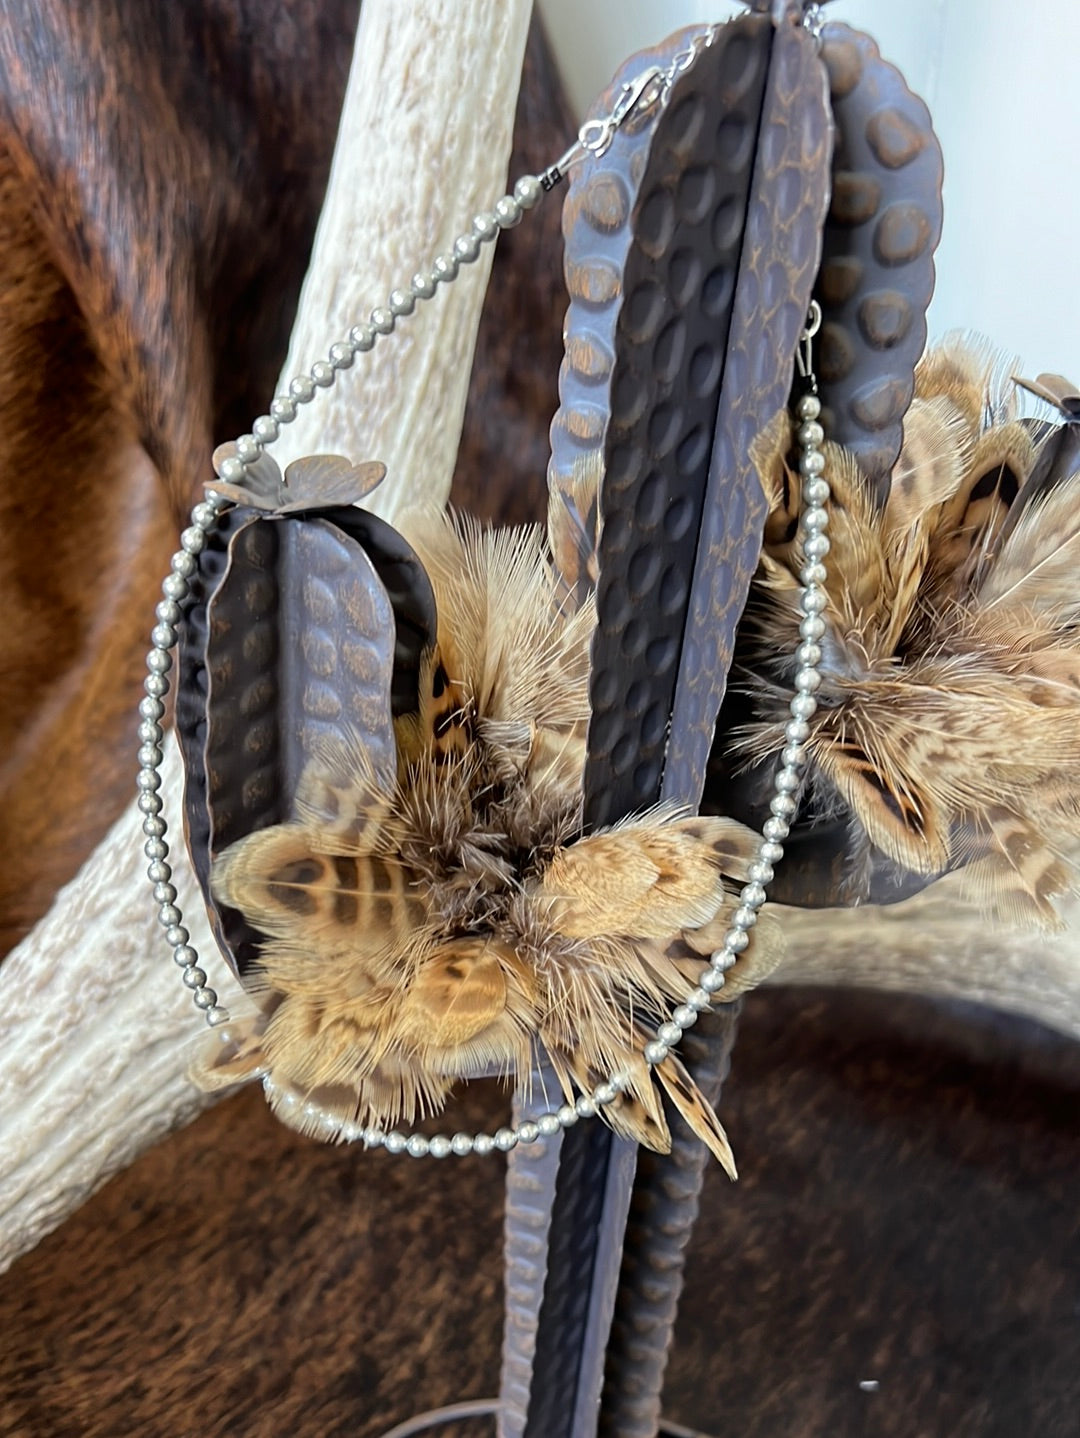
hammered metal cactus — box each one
[175,452,436,978]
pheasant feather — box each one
[738,336,1080,927]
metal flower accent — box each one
[209,442,386,513]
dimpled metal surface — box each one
[176,507,248,967]
[553,17,773,830]
[599,1005,741,1438]
[178,511,397,978]
[664,15,832,811]
[813,22,943,498]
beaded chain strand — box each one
[137,24,833,1158]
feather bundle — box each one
[195,507,782,1170]
[738,336,1080,927]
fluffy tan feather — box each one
[738,336,1080,927]
[196,506,781,1170]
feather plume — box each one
[736,336,1080,924]
[195,508,775,1165]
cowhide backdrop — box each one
[0,4,1076,1435]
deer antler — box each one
[0,0,533,1277]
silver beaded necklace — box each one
[137,27,833,1160]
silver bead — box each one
[657,1021,683,1046]
[217,456,247,483]
[472,211,498,242]
[731,905,758,931]
[384,1131,407,1155]
[803,534,830,562]
[428,1134,452,1159]
[252,415,279,444]
[685,988,712,1012]
[144,838,168,861]
[797,393,821,420]
[235,434,260,461]
[167,925,191,947]
[774,767,801,795]
[139,697,165,721]
[410,271,436,300]
[799,614,826,641]
[803,476,830,505]
[802,506,829,533]
[155,599,182,628]
[798,420,825,448]
[514,175,542,209]
[740,882,767,909]
[270,395,298,423]
[142,815,166,837]
[557,1104,579,1129]
[763,816,790,842]
[329,342,354,370]
[451,1132,475,1156]
[495,1127,518,1152]
[781,744,805,769]
[349,323,375,352]
[800,588,827,614]
[748,859,774,885]
[795,668,821,694]
[363,1128,386,1148]
[495,194,522,228]
[146,860,170,883]
[173,944,198,966]
[147,646,173,675]
[453,233,481,264]
[192,987,218,1011]
[161,574,189,601]
[672,1004,698,1029]
[138,792,163,815]
[138,743,163,769]
[770,792,798,819]
[171,550,197,578]
[432,252,459,283]
[700,968,726,993]
[388,287,415,317]
[311,360,334,388]
[370,307,395,335]
[790,692,818,720]
[151,623,176,651]
[800,561,827,588]
[158,902,182,927]
[289,375,316,403]
[473,1133,495,1156]
[144,674,169,698]
[518,1120,540,1145]
[406,1134,430,1158]
[182,966,207,992]
[643,1040,669,1065]
[796,643,822,669]
[575,1095,597,1118]
[538,1113,561,1137]
[799,449,826,476]
[153,881,177,905]
[593,1080,618,1106]
[205,1005,230,1026]
[778,765,803,797]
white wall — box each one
[538,0,1080,379]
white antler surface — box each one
[0,0,534,1277]
[771,864,1080,1043]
